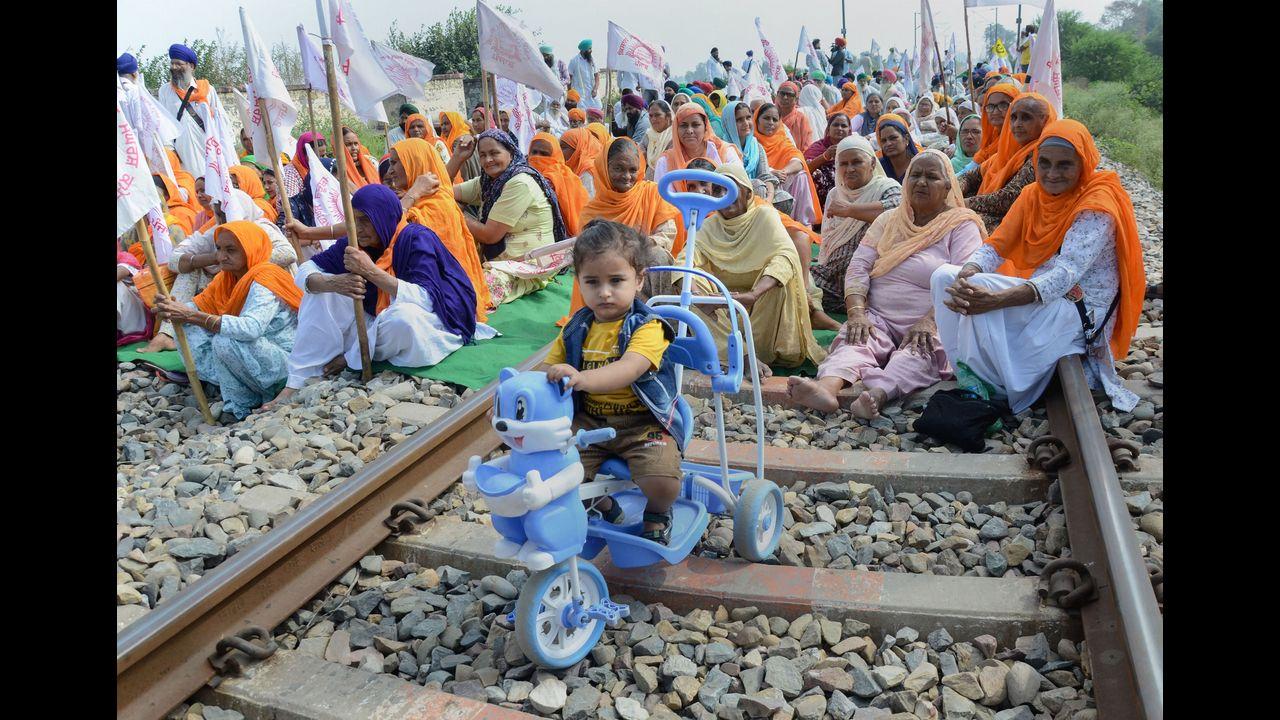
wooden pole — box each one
[604,69,613,124]
[963,6,976,100]
[317,0,373,382]
[926,2,946,103]
[256,98,304,261]
[134,218,217,426]
[481,69,492,126]
[306,86,317,134]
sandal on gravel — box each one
[155,368,190,385]
[589,498,626,525]
[640,510,673,546]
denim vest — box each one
[561,299,688,452]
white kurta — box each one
[285,261,497,387]
[567,55,601,111]
[158,82,238,175]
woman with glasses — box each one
[958,93,1057,232]
[951,114,983,174]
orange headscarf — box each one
[973,82,1019,164]
[983,119,1145,359]
[392,138,491,321]
[753,105,823,223]
[193,221,302,316]
[561,127,601,176]
[403,113,438,141]
[659,103,737,187]
[586,122,611,147]
[439,111,470,150]
[164,148,200,214]
[567,108,587,125]
[336,128,379,190]
[153,173,197,233]
[827,82,863,118]
[977,92,1058,195]
[528,132,589,236]
[228,165,278,221]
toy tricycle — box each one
[462,169,782,669]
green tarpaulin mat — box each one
[117,274,574,390]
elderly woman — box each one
[774,82,815,149]
[153,221,301,419]
[959,92,1057,232]
[642,100,674,180]
[268,185,490,408]
[971,82,1020,166]
[117,242,149,343]
[850,91,882,138]
[528,132,589,236]
[810,135,903,314]
[403,114,452,164]
[339,126,380,189]
[931,120,1146,414]
[951,113,983,175]
[721,100,769,180]
[142,187,297,353]
[790,150,984,418]
[827,82,864,124]
[797,84,830,137]
[670,93,692,115]
[677,163,827,371]
[442,108,491,184]
[560,126,602,198]
[804,112,853,208]
[652,103,742,187]
[754,103,823,225]
[876,114,920,184]
[452,129,569,305]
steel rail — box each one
[116,348,548,720]
[1047,356,1163,720]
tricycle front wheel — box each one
[514,558,609,669]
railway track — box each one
[116,350,1162,720]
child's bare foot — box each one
[787,376,839,412]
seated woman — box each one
[154,174,197,235]
[560,126,602,198]
[153,221,301,419]
[876,114,920,184]
[958,92,1057,232]
[117,243,150,343]
[228,165,277,221]
[827,82,864,126]
[970,82,1019,167]
[796,84,830,143]
[790,150,984,418]
[442,109,490,184]
[951,113,983,175]
[754,103,824,226]
[804,111,853,208]
[810,135,902,315]
[586,121,611,150]
[451,130,570,306]
[143,186,296,353]
[932,120,1146,414]
[528,132,589,236]
[676,163,827,371]
[850,91,883,138]
[164,147,201,216]
[340,126,381,188]
[268,185,491,408]
[652,103,742,187]
[282,132,337,227]
[642,100,674,181]
[913,95,949,150]
[403,113,452,164]
[720,100,769,180]
[670,93,691,114]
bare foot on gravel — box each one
[811,309,843,331]
[787,376,839,413]
[141,333,176,353]
[258,387,297,412]
[849,389,883,420]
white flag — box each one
[241,7,299,167]
[606,22,666,92]
[919,0,938,99]
[203,97,246,222]
[496,77,537,153]
[1028,0,1063,117]
[964,0,1044,7]
[122,79,180,189]
[754,18,786,89]
[146,207,175,263]
[741,56,772,104]
[306,144,346,231]
[299,24,357,113]
[329,0,395,123]
[948,33,958,73]
[798,26,822,72]
[371,41,436,102]
[476,0,563,100]
[117,103,163,237]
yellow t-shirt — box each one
[545,318,670,415]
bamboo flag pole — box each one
[925,1,946,103]
[256,98,305,261]
[963,6,976,100]
[481,69,492,126]
[134,217,217,425]
[317,0,373,381]
[306,86,317,134]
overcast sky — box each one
[117,0,1112,76]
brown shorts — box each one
[574,412,682,482]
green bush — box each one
[1064,80,1162,188]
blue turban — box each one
[578,39,592,51]
[168,43,198,66]
[117,53,138,75]
[539,44,553,55]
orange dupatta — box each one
[983,119,1146,359]
[754,105,823,223]
[528,132,589,236]
[164,148,200,214]
[561,127,602,176]
[976,92,1058,195]
[586,122,611,148]
[228,166,278,221]
[827,83,864,118]
[340,126,380,189]
[391,138,490,321]
[193,221,302,316]
[154,173,197,234]
[973,82,1020,164]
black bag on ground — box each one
[913,389,1009,453]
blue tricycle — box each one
[462,170,781,669]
